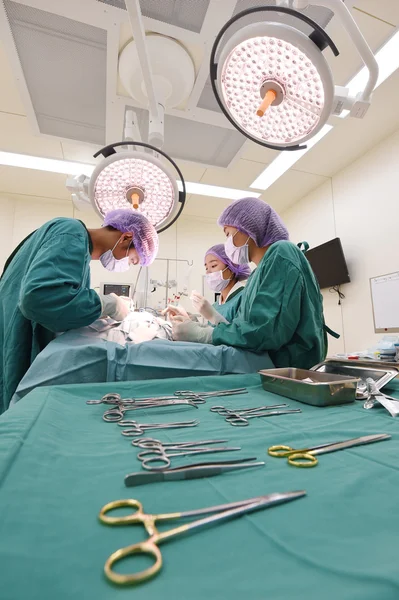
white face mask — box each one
[205,268,231,292]
[100,237,131,273]
[224,232,250,265]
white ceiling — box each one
[0,0,398,219]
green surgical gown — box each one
[213,285,244,323]
[212,241,327,369]
[0,218,102,413]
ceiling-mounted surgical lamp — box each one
[210,0,379,151]
[68,1,192,232]
[67,141,186,233]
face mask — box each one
[205,268,231,292]
[100,237,131,273]
[225,232,250,265]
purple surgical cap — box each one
[217,197,289,247]
[103,209,159,266]
[205,244,251,281]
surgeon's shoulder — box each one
[266,240,307,270]
[44,217,87,235]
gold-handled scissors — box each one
[99,490,306,585]
[268,433,391,468]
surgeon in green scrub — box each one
[0,208,158,413]
[190,244,251,324]
[172,197,333,369]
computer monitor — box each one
[100,283,131,297]
[370,271,399,333]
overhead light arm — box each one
[124,109,142,143]
[124,0,159,119]
[293,0,379,104]
[124,0,165,147]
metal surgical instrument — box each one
[268,433,391,468]
[99,490,306,585]
[210,403,288,416]
[132,438,241,470]
[226,408,302,426]
[124,458,265,486]
[118,419,199,436]
[102,399,198,422]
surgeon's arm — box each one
[212,260,303,352]
[19,232,101,332]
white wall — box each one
[282,126,399,355]
[0,196,223,310]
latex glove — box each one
[99,293,130,322]
[162,304,189,320]
[190,290,229,325]
[172,319,213,344]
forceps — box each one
[268,433,391,468]
[103,399,198,422]
[99,490,306,585]
[118,419,199,437]
[210,403,288,416]
[226,408,302,426]
[174,388,247,399]
[87,393,193,407]
[132,438,241,470]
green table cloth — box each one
[0,373,398,600]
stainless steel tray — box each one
[310,360,399,398]
[259,368,359,407]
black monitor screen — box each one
[305,238,350,289]
[103,284,130,297]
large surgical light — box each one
[67,141,186,234]
[210,1,379,151]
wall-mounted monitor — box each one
[305,238,350,289]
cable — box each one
[131,266,143,303]
[330,285,345,305]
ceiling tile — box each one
[261,170,329,214]
[173,159,207,183]
[61,141,102,164]
[0,43,25,116]
[0,166,70,200]
[353,1,399,26]
[200,159,267,189]
[0,113,63,158]
[325,5,395,87]
[239,140,279,165]
[294,69,399,177]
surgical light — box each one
[67,141,186,234]
[210,1,379,151]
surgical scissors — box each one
[118,419,199,437]
[132,438,241,470]
[268,433,391,468]
[99,490,306,585]
[102,399,198,422]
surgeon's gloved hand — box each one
[162,304,189,320]
[99,293,130,322]
[190,290,228,325]
[172,319,213,344]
